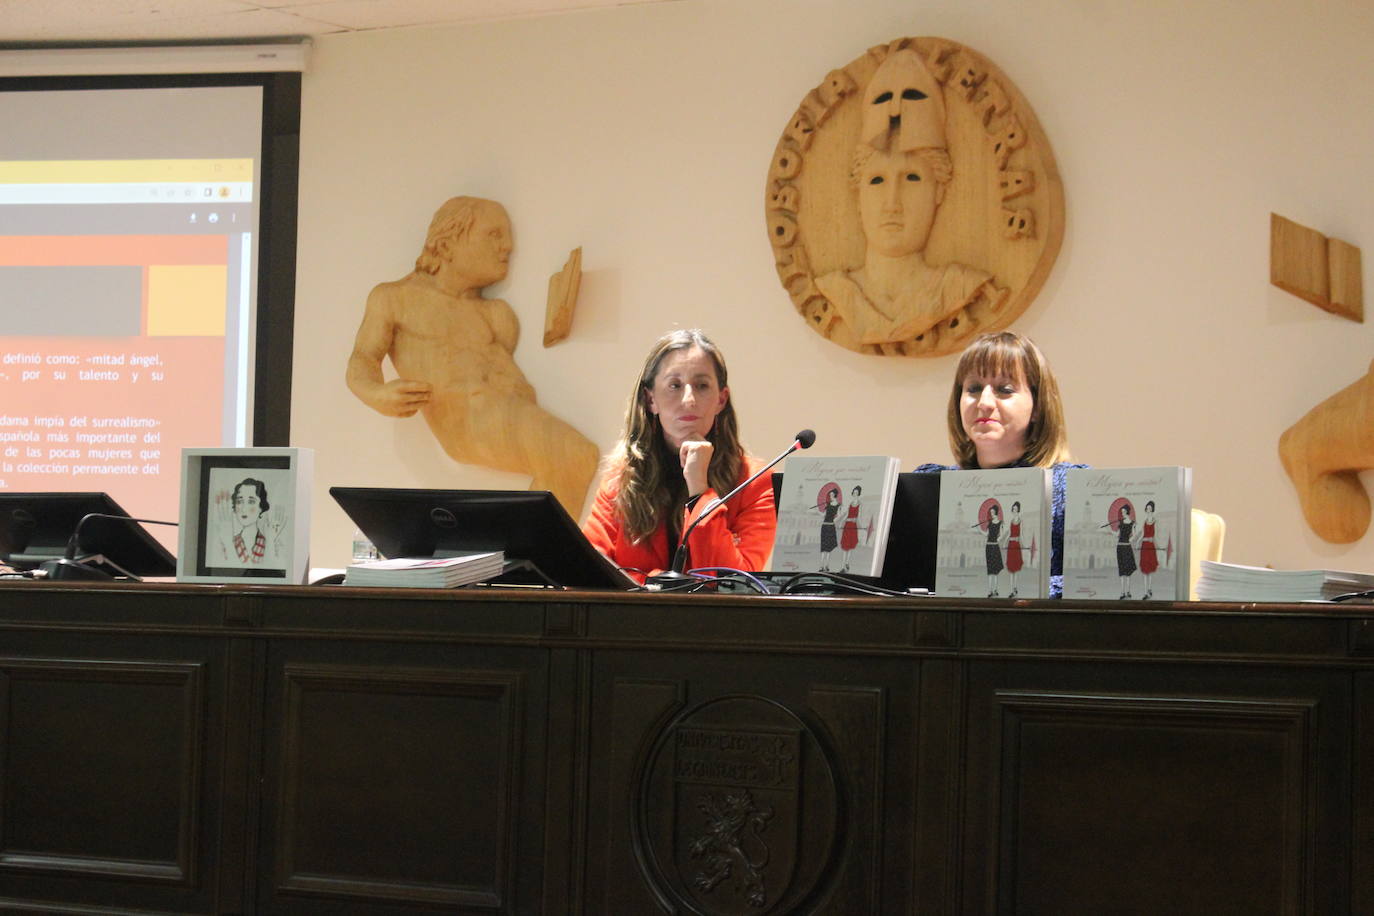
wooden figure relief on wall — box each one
[766,37,1064,357]
[1279,359,1374,544]
[346,196,599,516]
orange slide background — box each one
[0,234,228,267]
[0,233,234,542]
[0,337,226,532]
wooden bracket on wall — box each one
[543,247,582,347]
[1270,213,1363,322]
[1279,359,1374,543]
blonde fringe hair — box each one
[946,331,1070,469]
[610,330,743,543]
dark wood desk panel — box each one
[962,659,1347,915]
[255,632,552,914]
[0,581,1370,915]
[0,584,237,915]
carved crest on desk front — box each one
[765,37,1064,357]
[635,695,837,915]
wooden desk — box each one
[1,581,1371,914]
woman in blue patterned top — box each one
[917,331,1082,597]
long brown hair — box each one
[610,330,743,543]
[946,331,1070,469]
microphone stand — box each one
[647,430,815,589]
[41,513,178,581]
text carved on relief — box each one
[765,37,1064,357]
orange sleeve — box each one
[678,461,777,572]
[580,474,622,560]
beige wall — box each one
[292,0,1374,572]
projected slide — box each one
[1,226,237,524]
[1,103,261,531]
[0,83,267,539]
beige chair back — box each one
[1189,509,1226,600]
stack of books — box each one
[1195,560,1374,602]
[344,552,505,588]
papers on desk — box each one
[1195,560,1374,602]
[344,552,505,588]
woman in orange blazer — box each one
[581,329,776,580]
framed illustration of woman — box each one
[176,447,313,584]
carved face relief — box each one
[765,38,1064,357]
[856,147,943,258]
[455,204,513,288]
[859,48,946,152]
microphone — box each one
[658,429,815,582]
[41,512,178,581]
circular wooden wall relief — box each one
[765,37,1064,357]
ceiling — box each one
[1,0,675,45]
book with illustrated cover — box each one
[934,467,1050,599]
[1062,467,1192,601]
[770,455,901,577]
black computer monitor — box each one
[329,487,636,590]
[771,471,940,591]
[0,491,176,578]
[877,472,941,591]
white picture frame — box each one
[176,447,313,584]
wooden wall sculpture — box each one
[544,246,582,347]
[346,197,599,516]
[1279,359,1374,543]
[766,37,1065,357]
[1270,213,1363,322]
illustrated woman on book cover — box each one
[1138,500,1159,599]
[817,485,841,572]
[983,501,1006,596]
[1114,503,1139,599]
[213,477,286,570]
[839,484,863,573]
[1005,500,1024,598]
